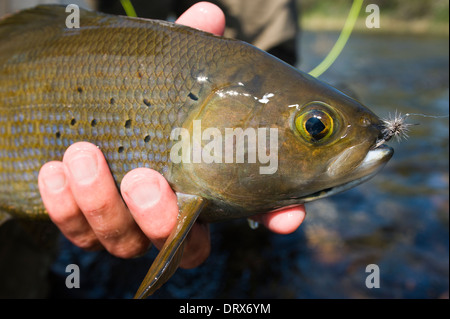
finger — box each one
[176,1,226,36]
[121,168,211,268]
[62,142,149,258]
[38,161,100,250]
[120,168,178,250]
[252,205,306,234]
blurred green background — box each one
[300,0,449,35]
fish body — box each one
[0,6,393,297]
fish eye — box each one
[294,103,336,143]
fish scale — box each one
[0,5,228,218]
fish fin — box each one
[134,193,206,299]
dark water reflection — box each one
[48,31,448,299]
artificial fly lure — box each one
[375,111,449,148]
[376,111,414,148]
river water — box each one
[42,30,450,299]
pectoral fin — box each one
[134,193,206,299]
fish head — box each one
[271,74,394,204]
[170,50,393,217]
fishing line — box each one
[308,0,364,78]
[120,0,137,17]
[404,113,449,119]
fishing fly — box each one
[375,111,448,148]
[376,111,413,147]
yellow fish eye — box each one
[295,106,335,143]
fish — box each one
[0,5,393,298]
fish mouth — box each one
[301,144,394,203]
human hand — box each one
[38,2,306,269]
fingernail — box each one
[124,175,161,208]
[67,153,98,185]
[43,164,66,192]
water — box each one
[286,31,449,298]
[4,31,447,299]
